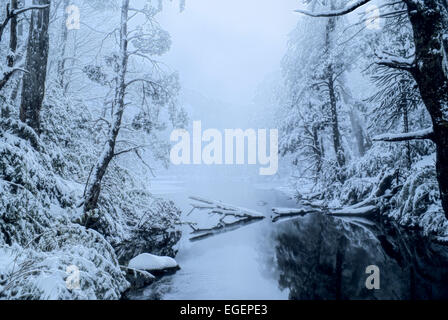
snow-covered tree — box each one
[295,0,448,218]
[0,0,186,300]
[279,1,365,195]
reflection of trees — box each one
[274,214,448,300]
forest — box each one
[0,0,448,300]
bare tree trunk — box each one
[312,123,323,174]
[0,0,19,118]
[57,0,69,89]
[402,91,412,170]
[9,77,21,102]
[328,72,345,168]
[350,106,367,157]
[324,17,345,169]
[7,0,18,68]
[19,0,50,134]
[8,0,23,103]
[83,0,130,222]
[0,0,18,95]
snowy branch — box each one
[376,53,416,72]
[373,128,434,142]
[125,78,162,89]
[0,68,28,92]
[113,145,149,157]
[295,0,372,17]
[0,4,50,42]
[271,207,321,223]
[271,205,378,223]
[187,197,265,241]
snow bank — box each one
[128,253,178,271]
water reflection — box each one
[272,213,448,300]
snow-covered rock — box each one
[128,253,179,271]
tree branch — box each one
[0,68,28,92]
[376,52,416,72]
[295,0,372,17]
[187,196,265,241]
[373,128,434,142]
[113,145,148,157]
[0,4,50,42]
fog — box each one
[142,0,302,181]
[157,0,300,113]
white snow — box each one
[128,253,178,271]
[373,128,433,142]
[330,205,377,216]
[272,207,309,215]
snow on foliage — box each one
[0,0,184,298]
[390,156,448,239]
[277,0,448,238]
[0,112,129,299]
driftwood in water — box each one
[187,196,265,241]
[272,170,399,223]
[271,207,322,223]
[271,205,379,223]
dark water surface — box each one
[133,178,448,300]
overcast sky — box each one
[157,0,302,106]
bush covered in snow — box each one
[0,0,184,300]
[389,157,448,240]
[0,108,129,299]
[0,84,182,299]
[0,226,128,300]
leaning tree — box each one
[82,0,183,227]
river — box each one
[130,176,448,300]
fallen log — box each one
[328,205,379,218]
[271,207,322,223]
[271,205,381,224]
[271,204,379,223]
[271,170,399,223]
[187,196,265,241]
[189,215,265,241]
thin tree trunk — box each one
[83,0,130,221]
[324,17,345,169]
[350,106,367,157]
[1,0,19,117]
[402,91,412,170]
[328,71,345,168]
[7,0,18,68]
[58,0,69,89]
[312,124,323,174]
[19,0,51,134]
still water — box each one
[132,177,448,300]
